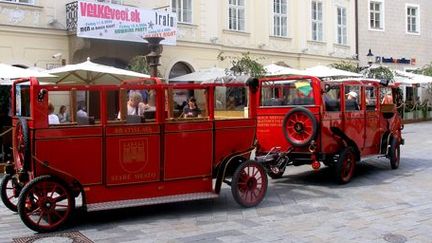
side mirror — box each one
[379,79,390,87]
[38,89,47,102]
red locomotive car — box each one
[1,77,267,232]
[255,76,404,184]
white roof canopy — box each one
[394,70,432,85]
[0,63,56,80]
[45,57,150,85]
[305,65,362,78]
[264,64,308,76]
[169,67,228,82]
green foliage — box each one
[414,62,432,106]
[364,66,394,81]
[128,56,150,75]
[330,61,360,73]
[217,52,266,78]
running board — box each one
[86,192,219,212]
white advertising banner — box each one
[76,1,177,45]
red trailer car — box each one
[255,76,404,184]
[1,77,267,232]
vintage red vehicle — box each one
[255,76,404,184]
[1,77,267,232]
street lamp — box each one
[367,49,374,67]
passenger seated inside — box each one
[345,91,360,110]
[77,104,90,125]
[381,91,393,104]
[324,94,340,111]
[57,105,69,123]
[48,102,60,125]
[183,97,202,118]
[118,91,152,122]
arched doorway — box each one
[168,62,194,79]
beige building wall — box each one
[1,0,357,78]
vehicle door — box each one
[343,85,365,151]
[364,85,380,151]
[321,84,343,153]
[105,88,161,185]
[35,88,103,185]
[163,87,213,180]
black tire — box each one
[282,107,318,147]
[18,175,75,233]
[389,138,400,170]
[15,118,30,171]
[1,174,20,212]
[267,166,285,179]
[231,160,268,207]
[334,147,356,184]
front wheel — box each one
[231,160,268,207]
[17,175,75,233]
[389,138,400,170]
[334,147,357,184]
[1,174,21,212]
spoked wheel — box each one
[231,160,268,207]
[14,118,30,171]
[1,174,21,212]
[389,138,400,170]
[18,175,75,233]
[282,108,318,147]
[334,147,357,184]
[267,165,286,179]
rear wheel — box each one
[334,147,356,184]
[231,161,268,207]
[389,138,400,170]
[15,118,30,171]
[17,175,75,233]
[1,174,20,212]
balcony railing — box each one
[66,1,78,31]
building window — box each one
[273,0,287,37]
[311,0,323,41]
[336,7,347,45]
[406,4,419,34]
[369,0,384,30]
[172,0,192,24]
[228,0,245,31]
[1,0,35,4]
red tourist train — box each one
[1,77,267,232]
[254,76,404,184]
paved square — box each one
[1,121,431,242]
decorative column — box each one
[144,37,164,78]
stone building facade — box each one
[0,0,358,80]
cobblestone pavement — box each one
[1,121,432,243]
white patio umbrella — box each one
[394,70,432,85]
[305,65,362,78]
[264,64,308,76]
[0,63,56,80]
[169,67,228,82]
[45,57,150,85]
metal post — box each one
[144,37,165,78]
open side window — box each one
[323,85,341,112]
[260,79,315,107]
[344,86,362,111]
[108,89,157,124]
[365,86,377,111]
[214,86,248,119]
[165,87,208,121]
[15,84,31,118]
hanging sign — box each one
[76,1,177,45]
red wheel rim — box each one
[22,181,72,230]
[4,177,19,207]
[15,123,25,169]
[236,164,266,204]
[341,153,355,182]
[285,112,314,144]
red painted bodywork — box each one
[11,78,257,206]
[256,76,403,162]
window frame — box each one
[228,0,246,32]
[406,4,420,35]
[311,0,323,42]
[336,6,347,45]
[171,0,193,24]
[272,0,288,37]
[368,0,385,31]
